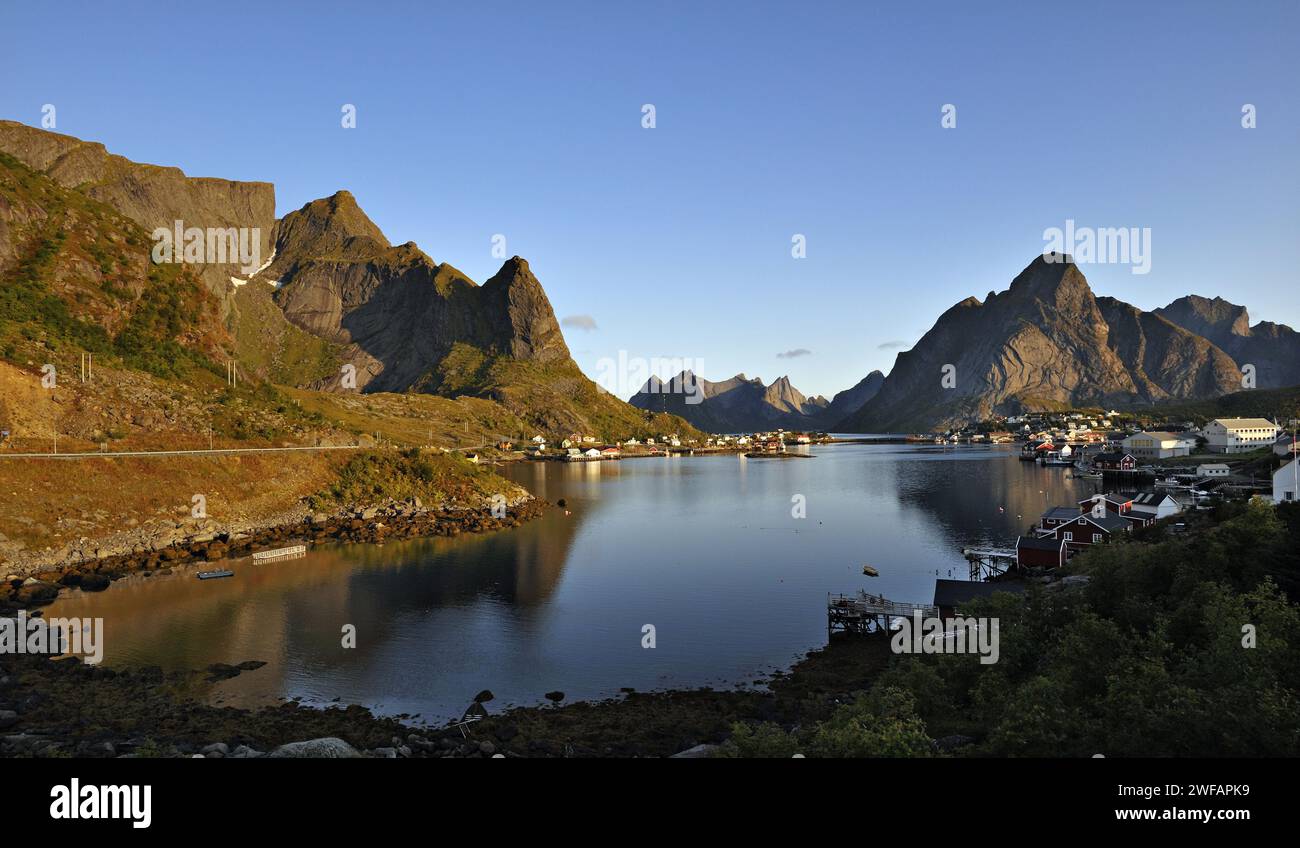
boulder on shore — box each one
[267,737,362,758]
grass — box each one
[306,448,520,511]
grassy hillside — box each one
[0,152,226,378]
[424,342,704,441]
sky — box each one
[3,0,1298,399]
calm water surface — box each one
[48,443,1104,723]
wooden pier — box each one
[252,544,307,562]
[960,547,1017,580]
[827,592,938,636]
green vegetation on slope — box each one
[424,342,703,441]
[306,448,519,511]
[722,499,1300,757]
[0,152,222,379]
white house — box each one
[584,447,601,458]
[1275,459,1298,504]
[1122,431,1191,459]
[1273,435,1299,458]
[1129,492,1183,521]
[1204,418,1280,454]
[1197,463,1230,478]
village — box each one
[833,413,1299,637]
[464,428,830,464]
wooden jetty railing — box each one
[252,544,307,562]
[827,591,938,636]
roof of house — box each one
[933,579,1029,609]
[1125,431,1182,442]
[1060,512,1129,533]
[1197,463,1230,470]
[1132,491,1177,506]
[1042,506,1081,522]
[1078,493,1130,506]
[1017,535,1066,552]
[1210,418,1278,429]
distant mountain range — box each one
[839,255,1300,432]
[629,370,884,432]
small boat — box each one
[196,569,235,580]
[862,565,880,577]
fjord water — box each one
[48,443,1099,723]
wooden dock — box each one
[827,591,938,636]
[252,544,307,562]
[961,547,1017,580]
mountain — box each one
[1155,295,1300,389]
[0,121,695,441]
[823,371,885,424]
[838,255,1248,432]
[629,370,878,433]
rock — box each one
[0,710,18,729]
[370,747,398,759]
[200,742,230,756]
[473,689,495,703]
[267,737,362,758]
[478,740,496,756]
[933,734,976,753]
[230,745,264,759]
[544,691,565,704]
[87,740,116,757]
[670,744,720,758]
[1060,575,1092,588]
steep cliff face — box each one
[1156,295,1300,388]
[822,371,884,424]
[260,191,570,394]
[839,256,1247,432]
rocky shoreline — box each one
[2,495,545,612]
[0,632,898,759]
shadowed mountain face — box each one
[838,256,1250,432]
[266,191,570,393]
[1155,294,1300,389]
[629,370,881,433]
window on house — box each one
[1063,531,1073,541]
[1093,533,1102,543]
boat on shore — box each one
[196,569,235,580]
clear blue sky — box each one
[4,0,1297,399]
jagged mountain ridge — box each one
[838,255,1286,432]
[629,369,880,432]
[1155,294,1300,389]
